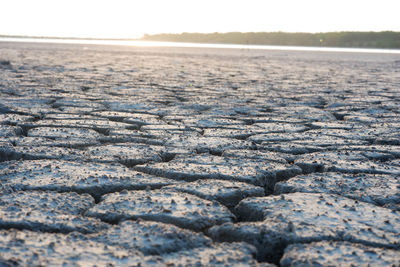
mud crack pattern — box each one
[0,41,400,266]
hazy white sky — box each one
[1,0,399,38]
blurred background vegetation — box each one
[142,31,400,49]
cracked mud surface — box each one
[1,41,400,266]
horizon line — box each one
[1,30,399,41]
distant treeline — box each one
[142,31,400,49]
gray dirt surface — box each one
[82,143,163,166]
[86,189,235,231]
[158,242,275,267]
[294,151,400,174]
[0,229,158,266]
[274,172,400,210]
[0,190,108,233]
[89,219,213,255]
[163,179,265,209]
[0,159,177,199]
[208,192,400,262]
[280,241,400,267]
[1,41,400,265]
[135,153,302,192]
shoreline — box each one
[2,36,400,54]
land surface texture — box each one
[0,41,400,266]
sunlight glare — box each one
[0,0,399,38]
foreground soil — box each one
[0,41,399,266]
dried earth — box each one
[0,41,400,266]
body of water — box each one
[1,37,400,54]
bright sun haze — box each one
[1,0,399,38]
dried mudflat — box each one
[135,153,302,192]
[86,189,234,231]
[280,241,400,267]
[0,41,400,265]
[274,172,400,210]
[209,192,400,262]
[0,229,266,266]
[0,159,176,199]
[0,190,107,233]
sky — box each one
[0,0,399,39]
